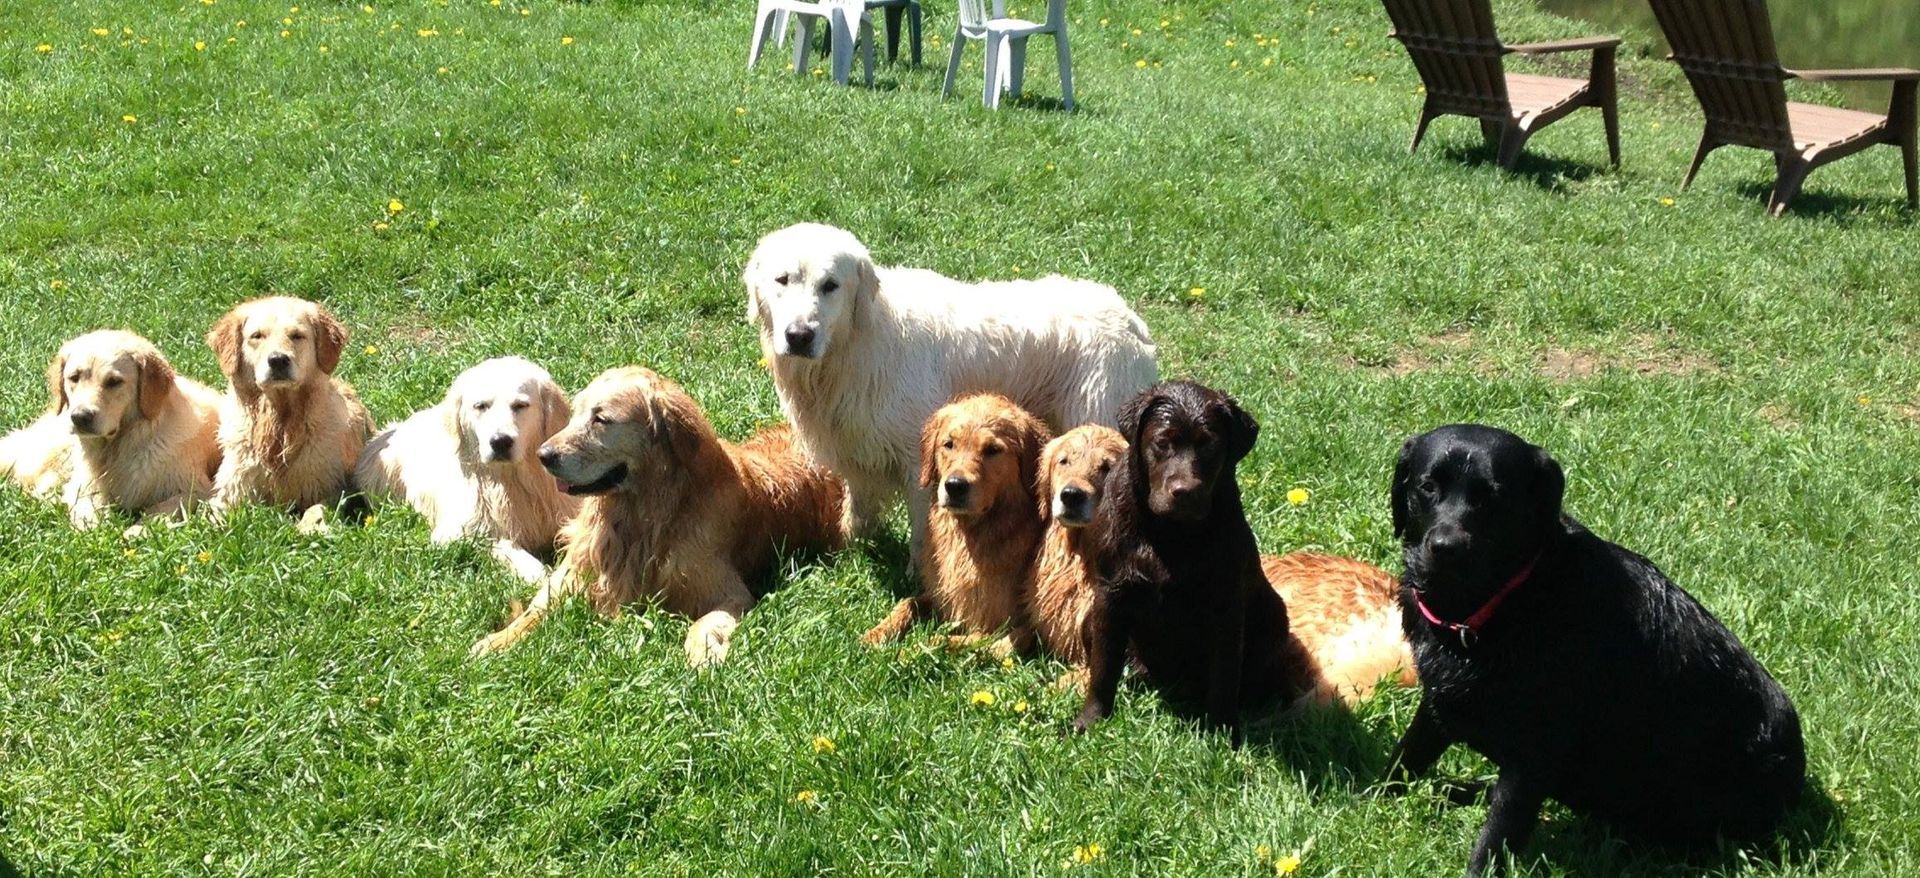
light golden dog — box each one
[1,417,75,500]
[1029,425,1416,705]
[863,394,1051,653]
[0,330,221,527]
[471,366,847,666]
[355,357,578,582]
[206,297,370,527]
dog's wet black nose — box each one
[68,410,97,433]
[943,476,971,503]
[1059,485,1089,507]
[537,446,561,469]
[489,434,515,457]
[1426,528,1470,557]
[267,352,293,373]
[783,324,816,354]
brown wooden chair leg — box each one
[1411,103,1439,154]
[1904,141,1918,210]
[1592,47,1620,167]
[1893,81,1917,209]
[1682,133,1718,189]
[1479,118,1503,149]
[1496,123,1530,170]
[1768,154,1813,217]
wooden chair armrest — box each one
[1507,35,1621,55]
[1787,67,1920,82]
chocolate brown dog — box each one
[1072,381,1313,745]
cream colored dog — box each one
[355,357,577,582]
[1,330,221,526]
[744,222,1158,552]
[206,297,370,525]
[470,366,846,666]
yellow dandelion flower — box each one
[1659,197,1676,207]
[520,8,531,15]
[194,40,206,50]
[1287,487,1310,506]
[734,105,747,115]
[417,28,437,37]
[363,344,379,355]
[561,35,574,45]
[318,44,328,53]
[122,114,138,123]
[1130,28,1142,36]
[1857,395,1873,406]
[730,157,742,165]
[1275,853,1302,874]
[1000,656,1015,669]
[362,4,374,12]
[35,43,53,54]
[365,514,378,526]
[235,20,246,27]
[201,0,215,5]
[1225,39,1235,47]
[794,789,818,804]
[1071,844,1105,864]
[1231,59,1241,68]
[969,690,996,707]
[1044,162,1056,171]
[50,279,66,290]
[387,198,404,214]
[1188,286,1206,298]
[757,356,769,368]
[176,564,188,575]
[436,66,449,74]
[196,551,212,563]
[123,548,138,559]
[1159,18,1169,27]
[1263,57,1274,67]
[92,28,111,37]
[811,66,824,76]
[226,36,236,43]
[1256,845,1272,861]
[282,17,293,25]
[811,736,836,754]
[1012,700,1028,714]
[280,29,290,37]
[372,221,390,231]
[289,5,300,11]
[491,0,501,5]
[1135,59,1147,68]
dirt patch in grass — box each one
[381,315,463,353]
[1537,335,1718,383]
[1757,403,1800,431]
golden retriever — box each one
[355,357,578,582]
[862,394,1051,654]
[1,417,75,500]
[744,222,1157,555]
[1030,424,1415,706]
[0,330,221,527]
[206,297,370,527]
[470,366,847,666]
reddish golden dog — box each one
[471,366,847,666]
[863,393,1051,653]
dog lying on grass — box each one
[863,393,1051,655]
[471,366,847,666]
[1,330,221,528]
[1388,424,1805,877]
[355,357,577,582]
[205,296,370,531]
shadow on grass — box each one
[1732,180,1916,223]
[1440,143,1613,192]
[1243,701,1397,793]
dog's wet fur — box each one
[1387,424,1805,877]
[1073,380,1314,745]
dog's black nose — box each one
[784,324,816,354]
[68,410,97,433]
[1426,528,1470,556]
[537,447,561,469]
[1059,485,1089,507]
[489,434,515,457]
[943,476,971,503]
[267,352,293,373]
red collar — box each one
[1413,553,1541,648]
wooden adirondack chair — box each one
[1381,0,1620,170]
[1648,0,1918,216]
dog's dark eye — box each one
[288,331,307,342]
[1419,478,1439,497]
[473,400,491,412]
[249,331,267,341]
[67,372,82,384]
[1098,461,1112,474]
[819,279,839,294]
[774,273,791,286]
[102,376,124,389]
[942,438,955,450]
[984,443,1002,457]
[1058,456,1070,466]
[509,400,530,412]
[591,409,612,425]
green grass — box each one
[3,0,1919,874]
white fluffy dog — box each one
[354,357,577,582]
[2,330,222,527]
[743,222,1157,545]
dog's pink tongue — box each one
[554,479,574,493]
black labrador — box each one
[1388,424,1805,876]
[1072,380,1313,746]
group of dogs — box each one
[3,222,1808,876]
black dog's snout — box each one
[942,476,972,502]
[266,352,293,374]
[489,434,515,457]
[1059,485,1089,507]
[783,324,816,353]
[1426,526,1470,557]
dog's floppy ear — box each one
[1013,412,1052,511]
[1116,387,1165,445]
[135,348,176,421]
[1219,394,1260,464]
[206,305,246,378]
[1531,445,1566,525]
[313,304,347,375]
[540,382,570,441]
[742,252,764,325]
[643,386,709,467]
[44,350,68,415]
[439,379,465,441]
[1390,435,1418,539]
[1034,437,1060,520]
[917,410,945,489]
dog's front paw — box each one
[686,612,739,668]
[469,630,516,657]
[859,624,894,647]
[295,505,330,535]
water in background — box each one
[1540,0,1919,110]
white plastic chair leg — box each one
[942,29,966,97]
[860,17,875,86]
[748,5,777,69]
[829,8,856,85]
[1055,29,1074,110]
[774,9,791,47]
[1008,35,1028,97]
[792,14,816,76]
[982,34,1002,108]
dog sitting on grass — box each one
[863,393,1051,656]
[471,366,847,667]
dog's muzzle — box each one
[781,323,819,359]
[1053,486,1094,525]
[487,434,516,462]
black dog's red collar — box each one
[1413,553,1542,648]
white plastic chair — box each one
[775,0,923,66]
[749,0,875,87]
[943,0,1074,110]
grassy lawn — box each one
[3,0,1918,874]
